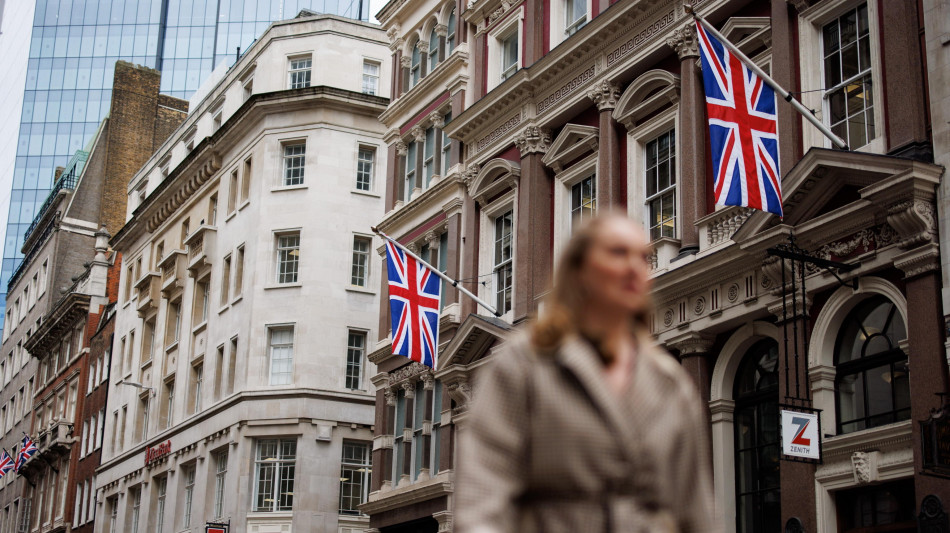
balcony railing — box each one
[185,225,216,275]
[158,250,186,297]
[135,271,161,316]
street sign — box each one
[781,409,820,460]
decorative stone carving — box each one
[445,377,472,410]
[786,0,811,12]
[425,231,441,248]
[894,243,940,278]
[428,111,445,128]
[488,0,515,24]
[693,296,706,316]
[407,242,420,254]
[434,24,448,37]
[918,495,949,533]
[461,163,480,187]
[587,79,622,111]
[400,56,412,69]
[705,207,753,246]
[666,24,699,60]
[421,372,435,390]
[395,140,408,156]
[667,332,714,356]
[434,510,454,532]
[384,387,396,406]
[726,283,739,302]
[662,309,674,327]
[850,451,880,484]
[402,380,416,398]
[647,250,658,271]
[416,40,429,54]
[410,125,426,142]
[386,25,401,44]
[514,126,552,156]
[886,200,937,249]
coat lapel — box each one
[555,335,641,457]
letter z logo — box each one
[790,416,811,446]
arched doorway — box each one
[734,339,781,533]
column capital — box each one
[885,199,937,249]
[416,40,429,53]
[434,510,454,532]
[424,230,441,248]
[461,163,480,187]
[667,23,699,60]
[587,79,623,112]
[400,56,412,68]
[395,140,408,155]
[514,126,552,157]
[666,331,715,356]
[786,0,811,12]
[410,125,426,142]
[434,24,448,37]
[893,243,940,278]
[428,111,445,128]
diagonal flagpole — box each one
[371,227,502,317]
[686,4,850,150]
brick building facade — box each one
[368,0,950,532]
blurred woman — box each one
[455,214,718,533]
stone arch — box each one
[612,69,680,130]
[469,158,520,205]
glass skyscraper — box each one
[2,0,370,330]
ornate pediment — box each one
[436,314,511,371]
[541,124,599,173]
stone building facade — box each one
[368,0,950,532]
[95,13,391,533]
[0,61,187,533]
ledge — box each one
[360,473,452,515]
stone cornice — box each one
[361,473,452,515]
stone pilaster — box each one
[588,80,624,210]
[513,126,553,322]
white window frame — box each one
[288,55,312,89]
[478,192,517,320]
[274,230,301,285]
[213,450,228,518]
[339,441,372,515]
[356,145,376,192]
[267,324,295,386]
[351,235,372,287]
[345,329,367,390]
[487,8,524,90]
[797,0,884,153]
[361,59,381,95]
[553,154,598,260]
[550,0,591,48]
[625,107,680,242]
[280,140,307,187]
[253,439,297,512]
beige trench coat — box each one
[455,331,719,533]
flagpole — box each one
[685,4,850,150]
[371,227,502,317]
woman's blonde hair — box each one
[531,214,652,361]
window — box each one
[227,337,238,394]
[211,105,223,132]
[822,4,874,149]
[356,147,375,191]
[392,380,444,485]
[441,112,452,176]
[410,43,421,86]
[241,157,253,203]
[565,0,587,36]
[351,237,371,287]
[161,379,174,428]
[124,265,134,302]
[136,395,149,442]
[734,339,780,533]
[645,130,676,241]
[180,218,190,246]
[221,254,232,306]
[235,245,245,296]
[493,211,514,314]
[107,496,117,533]
[228,169,239,213]
[190,363,203,413]
[208,193,218,226]
[362,60,380,95]
[501,30,519,80]
[276,233,300,284]
[129,486,141,533]
[154,476,167,533]
[242,74,254,100]
[194,278,210,324]
[182,464,195,528]
[288,56,311,89]
[339,442,371,514]
[253,439,297,512]
[142,318,155,363]
[282,143,306,186]
[570,175,596,231]
[346,331,365,389]
[446,9,456,53]
[154,242,164,268]
[213,450,228,518]
[213,345,225,401]
[835,296,909,434]
[269,326,294,386]
[428,28,440,71]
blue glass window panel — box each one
[107,25,121,51]
[43,0,60,26]
[109,0,125,25]
[49,59,66,90]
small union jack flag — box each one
[0,451,14,477]
[385,240,442,368]
[696,20,782,217]
[15,435,37,472]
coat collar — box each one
[554,334,642,458]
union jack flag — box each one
[0,451,14,477]
[15,435,36,472]
[385,240,442,368]
[695,21,783,217]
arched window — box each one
[429,28,440,71]
[410,42,422,86]
[835,296,909,434]
[734,339,780,533]
[446,8,456,53]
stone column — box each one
[894,242,950,507]
[773,0,803,173]
[588,80,624,211]
[879,0,930,159]
[768,291,817,533]
[385,141,398,211]
[459,165,480,318]
[411,126,426,193]
[667,24,705,256]
[399,56,411,97]
[666,332,714,404]
[417,41,429,78]
[429,111,445,179]
[395,141,408,204]
[443,202,463,307]
[513,126,553,323]
[435,24,448,63]
[377,250,389,341]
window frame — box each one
[253,439,297,512]
[267,325,295,386]
[487,8,524,89]
[280,141,307,187]
[361,59,381,95]
[477,193,516,320]
[552,153,597,260]
[356,145,376,192]
[274,231,301,285]
[797,0,884,153]
[345,330,367,390]
[351,235,372,288]
[287,55,312,89]
[339,441,372,515]
[626,107,680,242]
[643,128,678,242]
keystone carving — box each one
[667,24,699,60]
[514,126,552,156]
[587,80,622,111]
